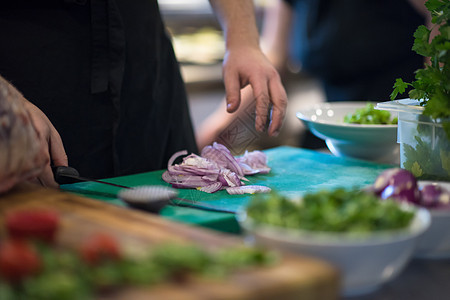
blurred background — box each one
[159,0,326,155]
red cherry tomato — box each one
[0,239,41,283]
[5,209,60,243]
[79,233,121,265]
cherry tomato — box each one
[5,209,60,243]
[0,239,41,283]
[79,233,121,265]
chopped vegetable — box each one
[0,239,41,283]
[373,168,421,204]
[344,103,397,125]
[236,150,271,175]
[0,217,278,299]
[226,185,271,195]
[420,184,450,208]
[246,189,414,233]
[5,209,60,244]
[162,142,271,193]
[79,233,121,266]
[370,167,450,209]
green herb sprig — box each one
[344,103,397,125]
[247,189,414,234]
[390,0,450,139]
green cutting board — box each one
[61,146,395,233]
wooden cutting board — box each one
[0,184,340,300]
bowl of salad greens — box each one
[237,189,430,297]
[296,102,398,163]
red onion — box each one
[373,168,420,204]
[226,185,272,195]
[237,150,271,175]
[218,169,242,187]
[163,143,271,194]
[167,150,188,168]
[420,184,450,208]
[198,182,223,193]
[201,142,244,177]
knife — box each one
[52,166,236,214]
[52,166,130,189]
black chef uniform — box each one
[0,0,198,179]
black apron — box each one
[0,0,198,179]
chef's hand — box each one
[21,98,68,188]
[209,0,287,137]
[0,76,67,192]
[222,45,287,136]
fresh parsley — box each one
[344,103,397,125]
[391,0,450,139]
[247,189,414,234]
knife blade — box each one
[53,166,236,214]
[52,166,130,189]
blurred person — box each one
[197,0,430,151]
[0,0,287,192]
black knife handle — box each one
[52,166,130,189]
[52,166,82,184]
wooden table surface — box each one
[0,184,340,300]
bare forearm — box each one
[408,0,429,19]
[208,0,260,49]
[261,0,293,72]
[408,0,432,31]
[207,0,288,137]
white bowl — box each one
[415,181,450,259]
[296,102,398,163]
[237,207,430,297]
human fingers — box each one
[48,127,68,168]
[0,176,18,194]
[267,76,287,136]
[36,164,59,188]
[32,123,67,188]
[250,78,271,133]
[222,61,242,113]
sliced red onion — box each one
[218,169,241,187]
[420,184,450,208]
[168,150,188,168]
[200,174,220,182]
[237,150,271,175]
[167,166,194,176]
[170,179,211,189]
[170,174,215,186]
[198,182,223,193]
[182,154,219,169]
[226,185,271,195]
[201,142,244,177]
[163,143,271,193]
[239,163,259,175]
[237,150,268,167]
[162,170,173,184]
[177,165,220,176]
[240,163,271,175]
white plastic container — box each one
[376,99,450,182]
